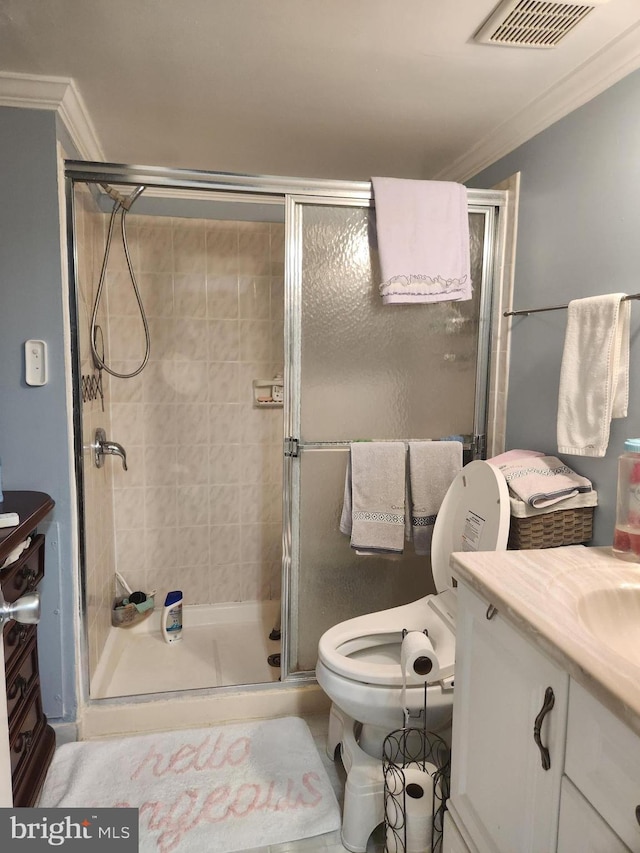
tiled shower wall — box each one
[75,187,118,679]
[106,213,284,607]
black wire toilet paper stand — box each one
[382,635,450,853]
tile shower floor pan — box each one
[90,599,281,699]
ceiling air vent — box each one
[474,0,612,49]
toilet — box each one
[315,460,510,852]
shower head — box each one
[99,183,146,211]
[124,185,145,210]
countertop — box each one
[450,545,640,737]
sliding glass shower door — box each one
[282,197,496,677]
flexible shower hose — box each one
[90,185,150,379]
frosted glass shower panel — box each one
[292,447,431,673]
[298,206,485,441]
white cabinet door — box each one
[558,777,629,852]
[0,634,12,806]
[449,582,569,853]
[565,680,640,850]
[443,811,473,853]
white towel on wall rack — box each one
[557,293,630,457]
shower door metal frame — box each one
[64,160,506,703]
[280,195,504,681]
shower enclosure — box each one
[65,163,509,721]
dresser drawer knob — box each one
[7,675,28,701]
[20,565,38,588]
[14,730,33,755]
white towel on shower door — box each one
[372,177,472,304]
[557,293,630,457]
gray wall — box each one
[470,68,640,547]
[0,107,77,721]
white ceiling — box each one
[1,0,640,182]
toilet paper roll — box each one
[401,630,441,683]
[385,765,436,853]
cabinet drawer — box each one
[565,680,640,850]
[0,533,44,603]
[9,689,44,783]
[6,638,39,732]
[3,622,36,673]
[558,776,629,852]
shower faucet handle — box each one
[92,428,128,471]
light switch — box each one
[25,339,47,386]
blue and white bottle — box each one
[162,590,183,643]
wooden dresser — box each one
[0,491,56,806]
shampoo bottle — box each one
[162,590,183,643]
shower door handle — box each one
[92,428,128,471]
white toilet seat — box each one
[317,590,456,686]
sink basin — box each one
[577,586,640,667]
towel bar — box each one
[504,292,640,318]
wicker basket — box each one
[508,506,594,550]
[111,595,155,628]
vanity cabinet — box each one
[557,777,628,852]
[563,680,640,850]
[0,491,56,806]
[446,578,640,853]
[446,582,569,853]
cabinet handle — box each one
[486,604,498,620]
[635,805,640,826]
[533,686,555,771]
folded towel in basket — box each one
[509,489,598,518]
[497,455,592,509]
[340,442,407,556]
[488,448,545,466]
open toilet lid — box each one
[430,460,510,593]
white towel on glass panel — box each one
[557,294,629,457]
[372,177,472,305]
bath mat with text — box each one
[39,717,341,853]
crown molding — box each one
[435,20,640,182]
[0,71,104,161]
